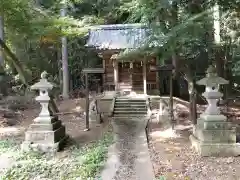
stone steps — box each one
[114,105,147,109]
[116,98,146,100]
[114,107,147,111]
[113,97,148,118]
[115,101,146,104]
[114,111,147,115]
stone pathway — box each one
[101,117,155,180]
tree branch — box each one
[0,38,28,85]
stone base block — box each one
[90,114,101,123]
[194,128,236,143]
[190,135,240,157]
[200,114,227,121]
[25,126,66,144]
[33,116,58,123]
[21,135,68,153]
[236,125,240,141]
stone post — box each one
[190,65,240,156]
[21,71,67,153]
[89,98,101,123]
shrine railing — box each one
[147,83,157,91]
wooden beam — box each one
[84,73,90,131]
[82,68,104,74]
[150,64,175,72]
[169,73,175,129]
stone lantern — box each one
[197,65,229,121]
[190,65,240,156]
[21,72,67,153]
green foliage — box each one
[157,176,166,180]
[1,0,239,91]
[0,133,113,180]
[0,140,17,155]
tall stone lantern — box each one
[21,72,67,153]
[190,65,240,156]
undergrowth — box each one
[0,132,113,180]
[0,139,18,155]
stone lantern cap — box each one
[31,71,53,90]
[196,65,229,86]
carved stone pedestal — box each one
[21,116,67,153]
[190,114,240,156]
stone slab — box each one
[203,121,232,130]
[100,144,120,180]
[135,130,155,180]
[25,126,66,144]
[29,120,62,131]
[190,135,240,157]
[194,128,236,143]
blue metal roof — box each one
[85,23,150,50]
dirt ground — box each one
[149,104,240,180]
[0,98,110,147]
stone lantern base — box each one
[21,116,68,153]
[190,115,240,156]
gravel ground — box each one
[149,108,240,180]
[112,118,144,180]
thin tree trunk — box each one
[60,3,69,99]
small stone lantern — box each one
[21,72,67,153]
[190,65,240,156]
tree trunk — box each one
[212,2,224,77]
[57,44,63,93]
[0,38,28,84]
[0,15,6,95]
[189,81,197,124]
[186,68,197,124]
[0,15,4,65]
[215,45,224,77]
[60,4,69,99]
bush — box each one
[0,132,113,180]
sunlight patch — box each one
[150,128,180,139]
